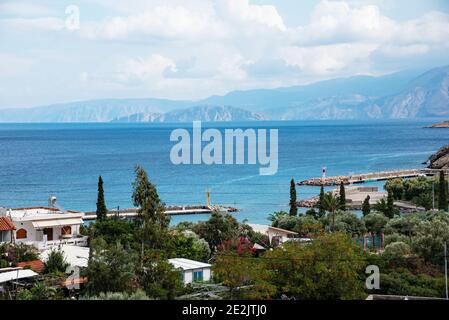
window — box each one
[16,228,27,239]
[61,225,72,235]
[193,270,203,282]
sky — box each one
[1,0,449,108]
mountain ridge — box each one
[0,65,448,122]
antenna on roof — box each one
[48,195,67,214]
[48,195,57,208]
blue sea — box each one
[0,120,447,225]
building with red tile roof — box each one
[16,260,45,273]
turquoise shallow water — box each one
[0,120,447,225]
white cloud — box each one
[115,54,178,85]
[1,0,449,106]
[0,2,55,17]
[0,17,64,31]
[81,5,226,42]
[280,43,376,75]
[214,0,286,32]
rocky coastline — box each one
[425,120,449,128]
[426,144,449,169]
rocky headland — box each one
[426,144,449,169]
[425,121,449,128]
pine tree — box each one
[386,190,395,219]
[289,178,298,216]
[318,185,326,217]
[96,176,108,221]
[438,171,448,212]
[132,165,170,250]
[362,195,371,216]
[339,182,346,211]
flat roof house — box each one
[169,258,212,285]
[5,206,87,249]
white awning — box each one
[0,269,38,284]
[32,218,83,229]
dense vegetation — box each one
[2,170,448,300]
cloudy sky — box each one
[1,0,449,108]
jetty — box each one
[298,168,439,186]
[83,205,237,221]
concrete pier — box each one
[83,205,237,221]
[298,168,439,186]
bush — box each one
[44,249,69,274]
[81,289,151,300]
[384,242,411,258]
[379,270,445,298]
[2,243,39,264]
[384,233,410,246]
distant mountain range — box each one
[111,105,265,123]
[1,65,448,122]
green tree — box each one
[323,192,340,232]
[362,195,371,216]
[332,211,366,236]
[438,171,448,212]
[193,211,239,251]
[213,238,257,299]
[385,178,404,200]
[289,178,298,216]
[43,249,69,275]
[132,165,170,250]
[318,185,326,217]
[386,190,395,219]
[374,198,389,216]
[363,212,388,247]
[260,233,365,299]
[169,232,211,262]
[91,218,136,247]
[96,176,108,221]
[294,215,324,237]
[85,238,136,295]
[16,282,58,300]
[411,217,449,265]
[138,255,183,300]
[339,182,346,211]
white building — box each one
[169,258,212,285]
[5,206,87,249]
[248,223,300,246]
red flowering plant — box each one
[217,236,256,256]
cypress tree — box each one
[339,181,346,211]
[438,171,448,212]
[289,178,298,216]
[96,176,108,221]
[318,185,325,217]
[386,190,395,219]
[362,195,371,216]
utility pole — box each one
[445,242,448,300]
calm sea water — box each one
[0,120,447,225]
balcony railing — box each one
[19,236,88,249]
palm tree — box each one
[323,192,340,232]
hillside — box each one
[112,105,265,123]
[0,66,448,122]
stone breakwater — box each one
[298,169,437,187]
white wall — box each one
[13,222,80,243]
[182,268,211,285]
[14,221,37,242]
